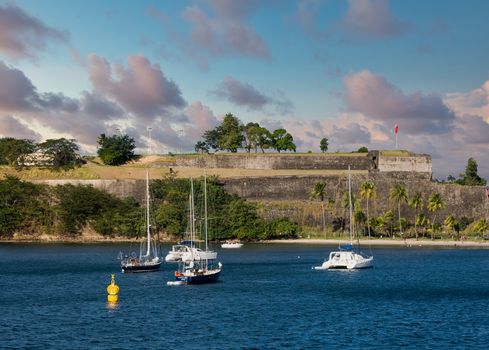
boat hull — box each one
[122,262,162,273]
[176,269,220,284]
[221,243,243,249]
[314,251,373,270]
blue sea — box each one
[1,243,489,349]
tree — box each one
[0,176,50,237]
[427,192,444,239]
[271,128,296,153]
[382,210,394,238]
[0,138,36,167]
[256,126,272,153]
[243,122,260,153]
[218,113,244,152]
[309,182,326,202]
[473,219,489,236]
[357,146,368,153]
[310,182,327,233]
[444,214,456,239]
[390,184,408,237]
[194,141,209,154]
[416,213,428,239]
[320,138,329,152]
[37,138,83,170]
[408,192,424,240]
[456,158,487,186]
[202,128,220,151]
[360,180,376,238]
[97,134,137,166]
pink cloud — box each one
[445,80,489,121]
[88,54,186,119]
[212,76,294,114]
[0,115,42,140]
[342,0,410,38]
[0,3,68,60]
[183,0,269,59]
[344,70,455,135]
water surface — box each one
[1,243,488,349]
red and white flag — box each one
[394,124,399,134]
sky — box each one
[1,0,489,180]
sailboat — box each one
[314,166,373,270]
[120,169,162,273]
[169,175,221,284]
[164,193,217,263]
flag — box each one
[394,124,399,135]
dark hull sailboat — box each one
[175,269,220,284]
[122,260,162,273]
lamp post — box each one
[147,127,152,155]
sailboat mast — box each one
[204,171,208,252]
[145,169,151,256]
[190,178,195,244]
[348,165,353,244]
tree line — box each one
[195,113,297,154]
[0,175,298,241]
[309,158,488,240]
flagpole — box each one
[394,124,399,149]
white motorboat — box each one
[221,241,243,249]
[313,166,373,270]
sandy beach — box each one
[264,238,489,248]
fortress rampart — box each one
[34,152,488,226]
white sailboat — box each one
[165,192,217,262]
[169,175,221,284]
[120,133,161,273]
[314,166,373,270]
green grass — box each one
[379,150,411,156]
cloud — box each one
[0,3,68,60]
[88,54,186,119]
[211,76,294,114]
[0,115,42,140]
[0,60,38,111]
[344,70,456,135]
[183,101,219,143]
[342,0,410,39]
[455,115,489,145]
[149,0,269,69]
[445,80,489,120]
[183,0,269,58]
[212,76,269,110]
[330,123,371,145]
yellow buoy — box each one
[107,274,119,303]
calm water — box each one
[1,243,489,349]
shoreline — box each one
[1,237,489,248]
[264,238,489,248]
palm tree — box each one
[309,182,327,233]
[427,192,444,240]
[473,219,489,237]
[408,192,424,240]
[383,210,394,238]
[360,180,376,239]
[390,184,408,237]
[444,214,456,239]
[416,213,428,238]
[309,182,326,202]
